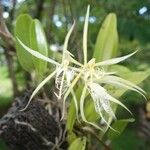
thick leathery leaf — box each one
[93,13,118,62]
[15,14,34,71]
[68,137,86,150]
[67,87,82,132]
[30,19,48,77]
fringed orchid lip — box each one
[74,5,146,131]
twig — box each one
[34,0,45,19]
[0,5,15,51]
[68,0,74,19]
[62,0,68,31]
[46,0,56,42]
[0,5,19,97]
[9,0,17,21]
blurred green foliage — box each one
[0,66,12,107]
[0,139,8,150]
[112,129,150,150]
[15,14,48,78]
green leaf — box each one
[107,118,135,140]
[109,65,131,76]
[15,14,34,71]
[30,19,48,77]
[67,86,83,132]
[84,97,99,122]
[67,99,77,132]
[67,132,77,144]
[93,13,118,62]
[112,71,149,98]
[96,51,137,66]
[68,137,86,150]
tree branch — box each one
[0,5,19,97]
[34,0,45,19]
[46,0,56,42]
[0,5,15,52]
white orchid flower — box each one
[59,5,146,130]
[79,5,146,130]
[17,21,82,111]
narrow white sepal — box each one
[16,37,59,66]
[20,70,56,111]
[96,50,138,66]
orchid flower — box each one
[17,5,146,131]
[17,21,81,111]
[61,5,146,130]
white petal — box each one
[71,89,79,122]
[70,56,83,67]
[88,83,116,117]
[63,21,75,59]
[98,108,117,132]
[88,82,131,114]
[88,82,107,98]
[66,69,74,84]
[57,70,66,99]
[16,37,59,66]
[88,83,117,131]
[61,71,82,120]
[100,97,115,117]
[55,67,63,89]
[101,75,146,99]
[83,5,90,64]
[95,50,138,66]
[80,85,103,131]
[107,94,132,114]
[107,75,145,93]
[103,80,146,100]
[20,70,56,111]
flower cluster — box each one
[17,6,146,130]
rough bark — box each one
[0,91,67,150]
